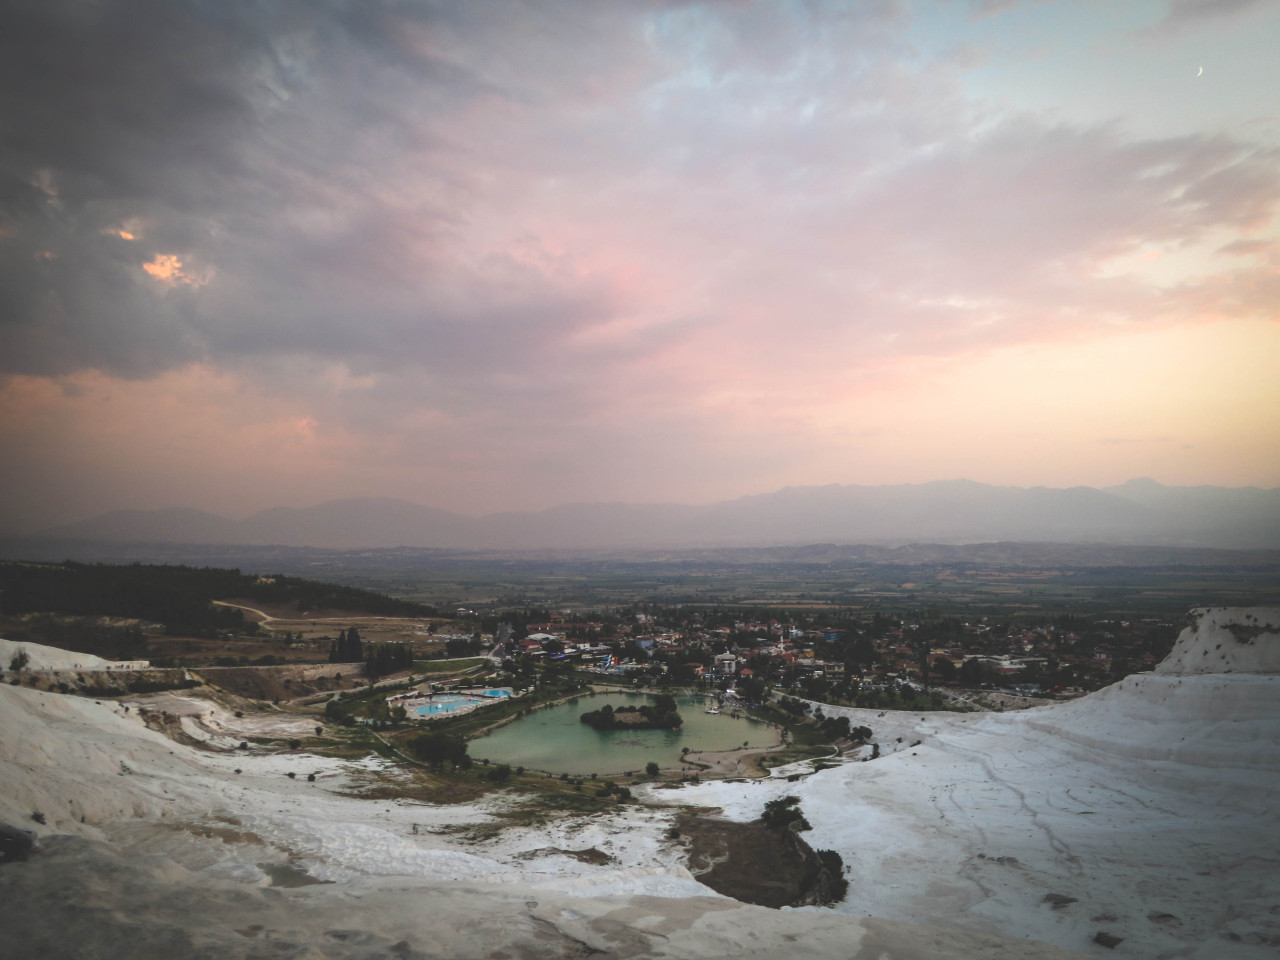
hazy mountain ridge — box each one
[35,479,1280,550]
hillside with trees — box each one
[0,561,437,660]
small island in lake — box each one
[580,694,683,730]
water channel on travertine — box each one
[470,693,776,776]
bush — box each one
[30,811,45,825]
[288,739,301,750]
[307,773,316,782]
[761,795,811,833]
[488,764,512,782]
[817,849,849,903]
[645,761,660,778]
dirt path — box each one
[212,600,275,623]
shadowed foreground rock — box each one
[0,836,1089,960]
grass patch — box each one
[746,703,831,748]
[342,765,496,806]
[749,745,831,775]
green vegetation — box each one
[580,694,682,731]
[761,795,811,832]
[407,731,470,771]
[0,561,438,656]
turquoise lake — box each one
[470,692,777,776]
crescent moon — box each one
[1196,66,1203,77]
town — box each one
[451,603,1179,710]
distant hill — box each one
[33,480,1280,551]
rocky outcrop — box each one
[1154,606,1280,675]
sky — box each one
[1,0,1278,531]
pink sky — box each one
[1,0,1278,531]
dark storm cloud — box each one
[0,0,631,382]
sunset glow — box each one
[1,0,1278,531]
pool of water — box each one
[470,693,776,776]
[415,700,473,716]
[414,689,512,717]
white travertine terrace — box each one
[1,608,1276,958]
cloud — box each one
[1145,0,1271,35]
[1,0,1277,523]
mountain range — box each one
[30,478,1280,551]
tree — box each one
[8,649,29,672]
[323,698,352,725]
[408,731,469,771]
[761,795,811,832]
[645,761,660,778]
[329,628,364,664]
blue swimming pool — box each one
[413,689,512,717]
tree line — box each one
[0,561,436,639]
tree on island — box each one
[580,693,682,731]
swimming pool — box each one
[413,689,512,717]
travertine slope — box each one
[3,608,1277,958]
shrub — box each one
[288,739,301,750]
[286,771,296,779]
[817,849,849,903]
[307,773,316,782]
[30,811,45,825]
[761,795,811,833]
[645,761,660,778]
